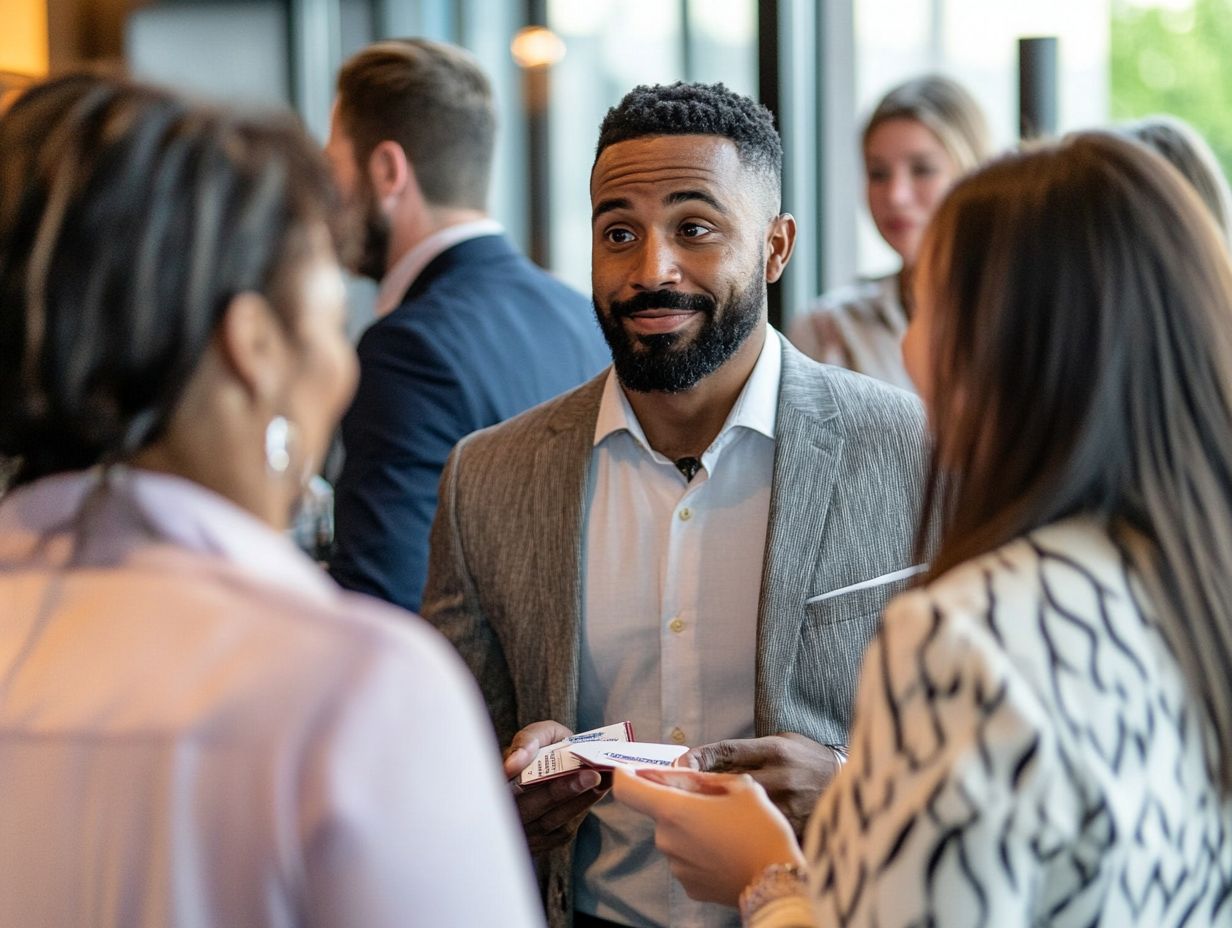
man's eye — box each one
[680,223,711,238]
[606,228,635,244]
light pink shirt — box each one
[576,329,782,927]
[0,467,542,928]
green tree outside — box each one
[1110,0,1232,180]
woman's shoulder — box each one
[890,517,1126,629]
[879,518,1146,714]
[134,547,476,712]
[800,274,900,322]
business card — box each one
[567,740,689,771]
[517,721,635,786]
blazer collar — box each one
[755,343,847,730]
[528,372,608,731]
[398,233,518,306]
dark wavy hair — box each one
[917,131,1232,791]
[595,82,782,193]
[0,74,341,488]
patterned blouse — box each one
[759,518,1232,927]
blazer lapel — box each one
[754,348,844,733]
[525,376,605,732]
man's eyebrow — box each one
[664,189,728,213]
[592,198,631,222]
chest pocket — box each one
[789,573,920,741]
[804,572,920,625]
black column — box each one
[1019,36,1058,141]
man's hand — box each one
[503,720,609,855]
[678,733,842,839]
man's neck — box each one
[624,325,767,461]
[385,205,489,273]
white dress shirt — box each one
[374,218,504,318]
[0,467,543,928]
[575,329,783,927]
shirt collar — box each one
[375,218,504,319]
[593,327,783,453]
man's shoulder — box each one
[780,341,925,434]
[415,234,585,307]
[452,370,608,459]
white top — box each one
[752,518,1232,927]
[374,218,505,318]
[787,274,914,392]
[576,329,782,927]
[0,468,543,928]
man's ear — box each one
[764,212,797,284]
[367,139,416,209]
[215,291,287,406]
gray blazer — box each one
[422,339,929,925]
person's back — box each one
[802,516,1232,926]
[0,470,539,927]
[323,39,607,613]
[0,74,543,928]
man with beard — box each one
[323,38,607,612]
[422,82,928,928]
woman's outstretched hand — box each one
[613,766,805,906]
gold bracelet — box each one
[738,862,809,924]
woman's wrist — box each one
[739,861,812,927]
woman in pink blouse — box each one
[0,74,542,927]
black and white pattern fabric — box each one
[777,518,1232,928]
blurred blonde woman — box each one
[1123,114,1231,245]
[618,132,1232,926]
[789,74,989,390]
[0,75,543,927]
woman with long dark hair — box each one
[0,75,542,926]
[616,132,1232,926]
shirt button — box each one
[668,617,685,634]
[678,507,692,522]
[670,727,687,744]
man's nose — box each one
[631,231,682,291]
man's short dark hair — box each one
[595,82,783,192]
[336,38,494,210]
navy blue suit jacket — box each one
[330,234,608,612]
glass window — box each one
[545,0,756,293]
[1110,0,1232,180]
[852,0,1112,279]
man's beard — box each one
[351,182,389,282]
[594,266,764,394]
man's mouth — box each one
[624,308,699,335]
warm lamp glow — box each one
[510,26,566,69]
[0,0,50,77]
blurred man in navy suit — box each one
[325,38,607,612]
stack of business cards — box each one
[518,721,635,786]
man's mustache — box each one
[607,290,716,318]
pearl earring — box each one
[265,415,296,475]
